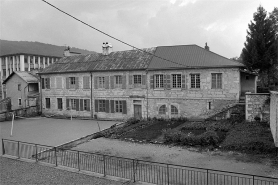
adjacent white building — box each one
[0,53,61,99]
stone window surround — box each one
[154,74,164,89]
[170,72,182,89]
[190,73,201,89]
[18,98,22,106]
[158,104,167,115]
[211,72,223,89]
[45,98,50,109]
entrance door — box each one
[134,104,142,119]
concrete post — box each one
[28,56,30,71]
[20,55,24,71]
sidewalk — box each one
[0,156,145,185]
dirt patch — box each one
[73,138,278,178]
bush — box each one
[126,117,140,125]
[199,130,219,146]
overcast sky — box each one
[0,0,277,58]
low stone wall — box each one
[270,91,278,147]
[245,93,270,122]
[0,106,39,121]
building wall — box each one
[41,68,241,120]
[5,75,28,110]
[270,91,278,147]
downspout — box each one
[146,69,149,119]
[39,76,42,115]
[90,72,93,118]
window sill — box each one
[170,88,182,91]
[154,88,164,91]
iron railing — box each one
[2,139,278,185]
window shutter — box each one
[110,100,114,113]
[80,99,84,111]
[129,75,133,88]
[66,99,69,109]
[66,77,69,89]
[166,74,171,89]
[42,78,45,89]
[50,77,55,88]
[76,99,79,111]
[122,100,127,114]
[83,76,90,89]
[105,100,110,113]
[110,76,114,89]
[95,99,98,112]
[46,78,50,89]
[94,76,98,89]
[105,76,109,89]
[122,75,126,89]
[150,75,154,89]
[142,75,146,86]
[163,74,167,89]
[182,74,186,89]
[75,77,79,89]
[86,99,90,111]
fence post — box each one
[54,147,58,167]
[207,169,209,185]
[17,141,20,159]
[167,164,169,185]
[35,144,38,162]
[2,139,5,155]
[103,155,106,177]
[78,151,80,171]
[133,159,136,182]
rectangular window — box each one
[172,74,181,88]
[211,73,222,89]
[18,84,21,91]
[115,75,122,88]
[155,74,164,88]
[83,76,90,89]
[18,98,22,106]
[133,75,142,84]
[46,98,50,109]
[42,78,50,89]
[191,74,200,88]
[57,98,63,110]
[70,99,76,110]
[115,101,123,113]
[69,77,76,89]
[98,77,105,88]
[99,100,106,112]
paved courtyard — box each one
[0,117,117,147]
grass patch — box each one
[120,120,184,141]
[220,121,276,154]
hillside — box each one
[0,40,96,57]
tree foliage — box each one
[241,6,278,87]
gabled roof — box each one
[40,48,156,74]
[39,44,244,74]
[3,71,39,84]
[148,45,244,69]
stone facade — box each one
[41,67,241,120]
[270,91,278,147]
[245,93,270,121]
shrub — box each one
[126,117,140,125]
[181,122,207,130]
[199,130,219,146]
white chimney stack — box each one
[102,42,113,55]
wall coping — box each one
[246,92,270,95]
[270,91,278,95]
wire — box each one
[41,0,187,67]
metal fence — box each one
[2,139,278,185]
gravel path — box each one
[0,157,125,185]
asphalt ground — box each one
[0,117,118,147]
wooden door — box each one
[134,104,142,119]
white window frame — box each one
[155,74,164,89]
[98,77,105,89]
[115,100,123,113]
[190,74,200,89]
[211,73,222,89]
[115,75,122,88]
[172,74,181,89]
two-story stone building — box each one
[39,44,256,120]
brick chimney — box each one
[102,42,113,55]
[205,42,210,51]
